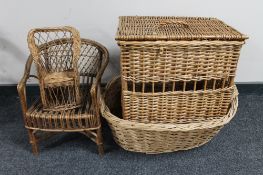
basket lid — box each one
[116,16,248,41]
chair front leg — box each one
[27,129,39,155]
[90,83,104,156]
[96,127,104,156]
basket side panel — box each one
[123,86,235,123]
[108,119,222,153]
[119,41,243,83]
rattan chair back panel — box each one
[78,39,103,110]
[116,16,248,122]
[78,41,102,76]
[28,27,81,111]
[28,27,81,73]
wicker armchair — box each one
[17,38,109,155]
[27,27,82,111]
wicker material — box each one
[28,26,81,111]
[119,41,244,82]
[25,99,99,131]
[116,16,247,121]
[116,16,248,41]
[100,77,238,154]
[123,85,235,124]
[18,38,109,155]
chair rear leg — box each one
[96,128,104,156]
[27,129,39,155]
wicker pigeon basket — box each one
[116,16,247,122]
[100,77,238,154]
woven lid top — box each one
[116,16,248,41]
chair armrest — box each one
[90,47,109,117]
[90,82,101,116]
[17,55,37,121]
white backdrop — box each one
[0,0,262,84]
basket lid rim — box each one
[115,16,248,41]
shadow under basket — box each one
[100,76,238,154]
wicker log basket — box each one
[100,76,238,154]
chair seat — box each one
[25,99,99,131]
[44,71,76,87]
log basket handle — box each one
[158,19,189,28]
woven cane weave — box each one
[123,86,235,124]
[119,41,244,83]
[28,26,81,111]
[116,16,248,41]
[25,99,99,131]
[100,77,238,154]
[116,16,248,121]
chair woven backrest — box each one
[78,39,105,110]
[27,26,82,111]
[28,26,81,73]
